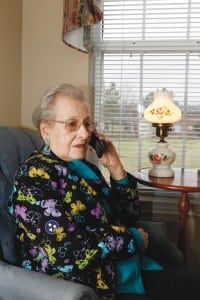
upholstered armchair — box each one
[0,126,185,300]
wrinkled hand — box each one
[137,227,149,251]
[96,133,126,180]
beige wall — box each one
[0,0,22,126]
[22,0,89,128]
[0,1,89,127]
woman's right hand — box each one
[137,227,149,251]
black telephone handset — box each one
[89,132,108,158]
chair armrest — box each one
[0,261,98,300]
[136,221,185,267]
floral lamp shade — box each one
[62,0,103,53]
[144,90,182,124]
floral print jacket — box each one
[9,151,140,299]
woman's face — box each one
[40,95,92,161]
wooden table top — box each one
[133,168,200,193]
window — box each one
[90,0,200,178]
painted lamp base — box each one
[148,142,175,178]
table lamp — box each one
[143,89,182,177]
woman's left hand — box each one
[97,134,126,181]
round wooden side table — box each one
[133,167,200,257]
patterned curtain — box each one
[62,0,103,53]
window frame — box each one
[89,0,200,178]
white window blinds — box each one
[90,0,200,176]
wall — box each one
[22,0,89,128]
[0,0,22,126]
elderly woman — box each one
[9,83,200,300]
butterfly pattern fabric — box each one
[9,150,140,300]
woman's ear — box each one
[40,121,50,139]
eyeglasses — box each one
[46,119,96,132]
